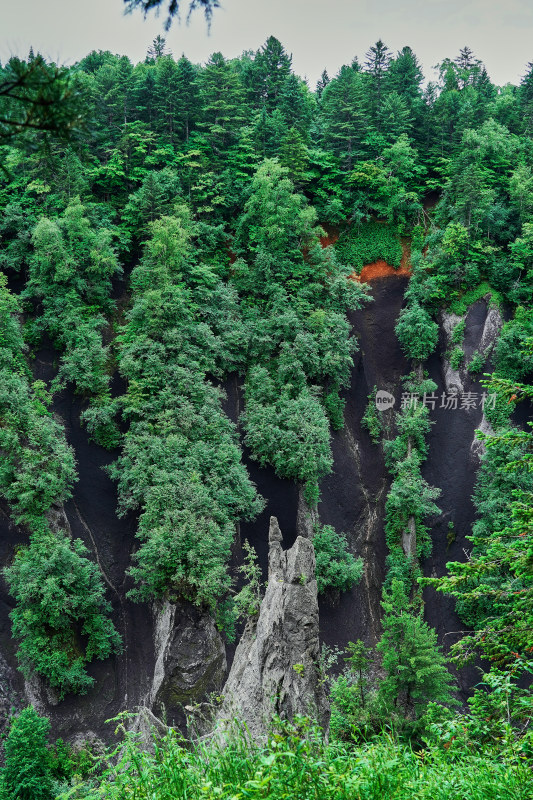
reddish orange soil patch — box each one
[350,259,411,283]
[351,240,412,283]
[320,225,340,248]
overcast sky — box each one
[1,0,532,88]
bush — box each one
[361,387,383,444]
[4,528,121,698]
[312,523,363,594]
[1,707,54,800]
[467,350,486,373]
[449,345,464,370]
[451,319,466,344]
[395,302,439,362]
[335,221,402,272]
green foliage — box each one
[449,345,464,370]
[345,639,372,709]
[377,580,456,717]
[467,349,486,373]
[233,540,262,622]
[361,386,383,444]
[494,306,533,380]
[25,197,121,398]
[1,36,533,738]
[0,275,77,529]
[62,713,531,799]
[243,375,332,506]
[235,160,369,505]
[312,523,363,594]
[335,221,402,272]
[451,318,466,344]
[424,662,533,761]
[0,273,118,697]
[0,707,54,800]
[449,282,503,315]
[4,527,121,697]
[111,208,263,621]
[395,302,439,362]
[383,382,440,567]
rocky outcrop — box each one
[441,310,465,395]
[215,517,329,740]
[149,600,226,727]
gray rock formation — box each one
[441,310,465,395]
[149,600,226,727]
[215,517,329,740]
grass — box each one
[60,716,532,800]
[335,222,402,273]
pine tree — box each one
[364,39,392,122]
[175,55,201,142]
[279,126,309,186]
[316,68,330,98]
[199,52,246,155]
[146,34,169,62]
[377,580,456,716]
[252,36,292,112]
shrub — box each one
[467,350,486,373]
[312,523,363,594]
[449,345,464,370]
[335,221,402,272]
[361,387,383,444]
[451,318,466,344]
[4,527,121,698]
[1,707,54,800]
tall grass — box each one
[61,716,531,800]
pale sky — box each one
[0,0,532,88]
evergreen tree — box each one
[252,36,292,112]
[279,126,309,186]
[364,39,392,122]
[154,55,180,140]
[199,52,246,155]
[519,61,533,134]
[316,68,330,98]
[1,708,54,800]
[174,55,201,142]
[146,34,169,62]
[377,580,456,716]
[278,73,315,137]
[320,66,368,170]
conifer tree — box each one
[199,52,246,155]
[320,66,368,170]
[279,126,309,186]
[175,55,201,142]
[252,36,292,112]
[377,580,456,716]
[316,68,330,98]
[364,39,392,122]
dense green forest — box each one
[0,36,532,798]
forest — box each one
[0,34,532,799]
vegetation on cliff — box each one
[0,32,531,795]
